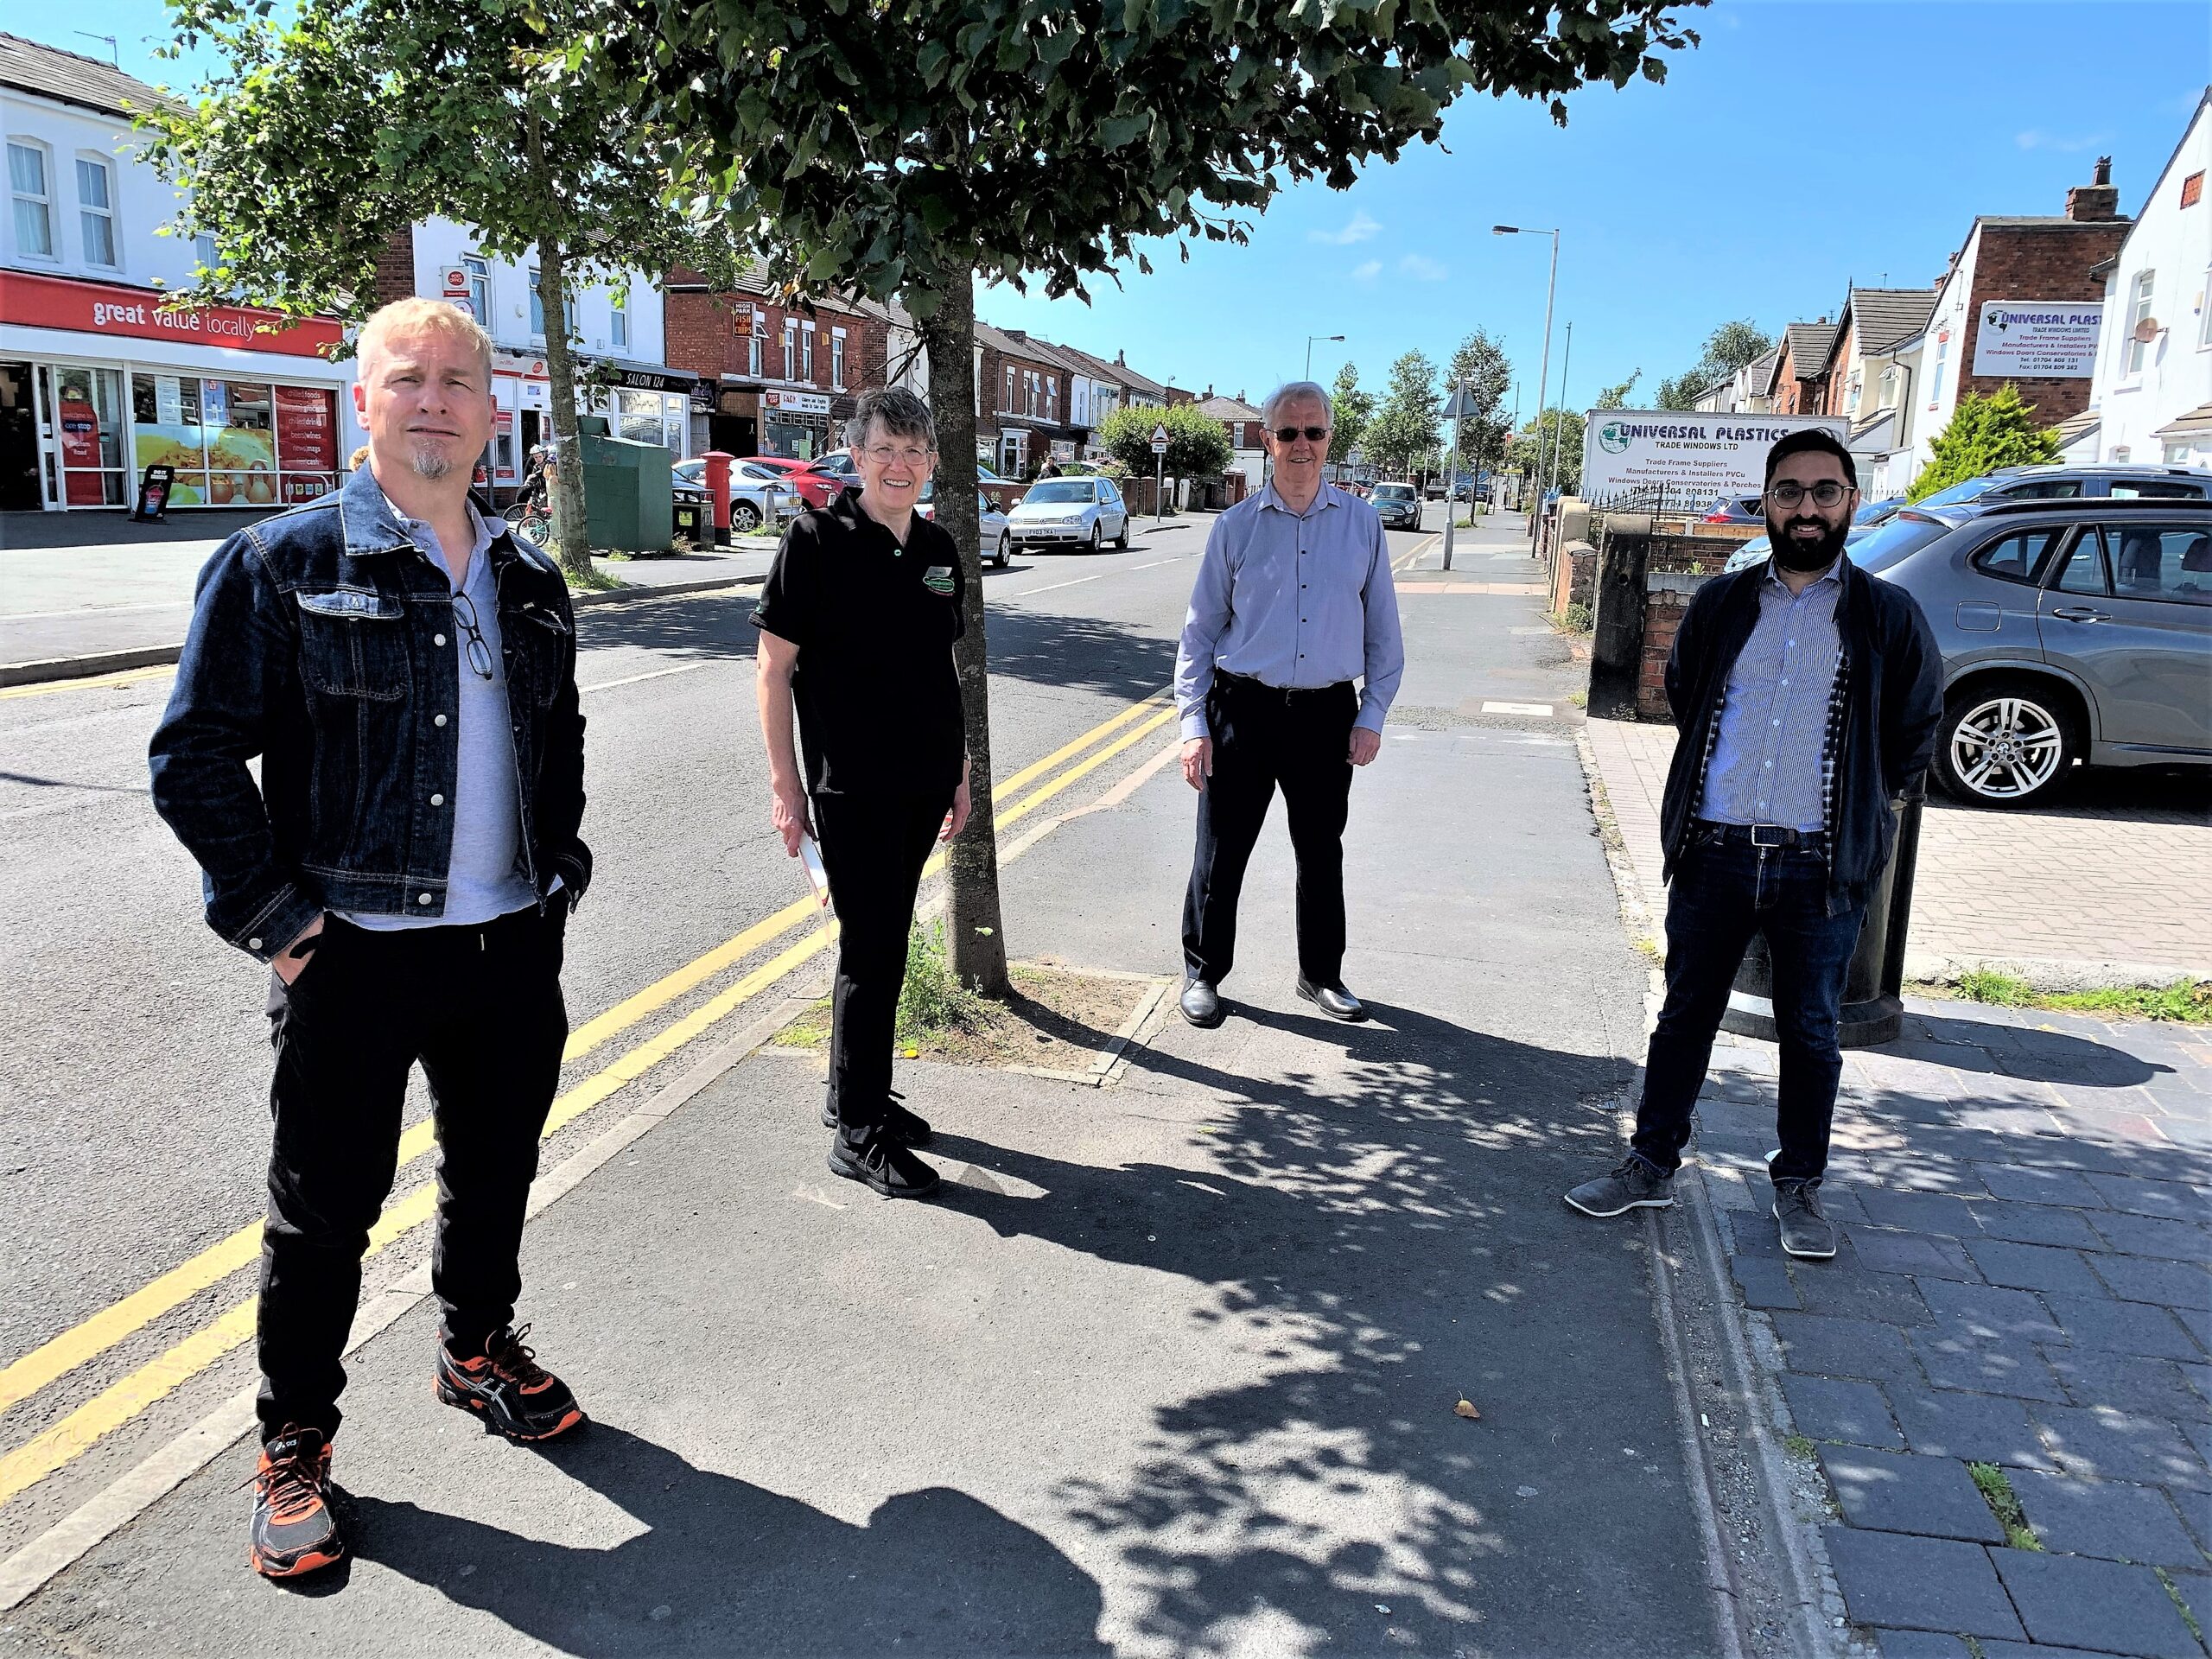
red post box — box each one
[702,450,734,546]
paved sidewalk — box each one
[1588,715,2212,984]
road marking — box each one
[1509,626,1552,636]
[1391,533,1441,575]
[0,666,176,702]
[1481,701,1556,718]
[578,661,714,695]
[0,684,1177,1468]
[0,601,193,622]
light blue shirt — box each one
[1700,559,1846,832]
[342,498,539,930]
[1174,480,1405,740]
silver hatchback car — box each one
[1855,499,2212,806]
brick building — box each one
[1769,319,1839,416]
[976,323,1078,478]
[663,264,899,461]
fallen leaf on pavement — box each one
[1454,1399,1481,1420]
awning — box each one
[2152,401,2212,439]
[587,356,699,396]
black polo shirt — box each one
[753,486,967,798]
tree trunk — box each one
[918,276,1010,998]
[524,114,592,580]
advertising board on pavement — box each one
[1971,300,2102,378]
[1580,410,1850,502]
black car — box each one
[1370,482,1424,529]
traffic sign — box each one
[1151,421,1170,454]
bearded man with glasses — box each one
[1564,428,1942,1260]
[1173,379,1403,1030]
[150,299,591,1580]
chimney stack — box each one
[2066,158,2121,221]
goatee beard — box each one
[409,447,454,481]
[1770,517,1848,571]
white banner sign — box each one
[764,388,831,415]
[1973,301,2102,378]
[1580,410,1850,501]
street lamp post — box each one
[1440,375,1472,571]
[1493,226,1558,519]
[1305,334,1345,382]
[1545,320,1574,510]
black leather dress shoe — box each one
[1296,977,1368,1022]
[1179,979,1225,1028]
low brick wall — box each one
[1552,539,1596,614]
[1648,527,1761,574]
[1638,569,1713,719]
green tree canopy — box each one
[1908,385,2062,502]
[1656,320,1772,411]
[1098,403,1232,480]
[143,0,739,577]
[1330,361,1375,466]
[1506,406,1585,495]
[1594,370,1642,410]
[1444,329,1512,473]
[1364,351,1441,476]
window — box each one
[747,332,762,378]
[1046,378,1057,421]
[194,233,219,276]
[462,255,491,327]
[1926,336,1948,409]
[610,293,628,351]
[2183,171,2204,209]
[1989,480,2082,500]
[1969,527,2064,585]
[2103,524,2212,603]
[2053,536,2107,595]
[76,156,117,266]
[797,327,810,382]
[1002,365,1015,412]
[528,267,544,336]
[9,140,53,257]
[1878,366,1898,410]
[782,324,796,381]
[2109,479,2205,499]
[2202,264,2212,349]
[2124,270,2154,374]
[1846,376,1861,416]
[830,333,845,390]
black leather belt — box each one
[1696,820,1824,849]
[1215,671,1350,702]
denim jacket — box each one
[149,464,590,963]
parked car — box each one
[1371,481,1423,531]
[1006,475,1131,553]
[804,450,861,492]
[1853,498,2212,807]
[666,462,802,535]
[740,455,842,510]
[1914,462,2209,510]
[918,481,1013,566]
[1700,493,1768,526]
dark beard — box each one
[1769,516,1849,572]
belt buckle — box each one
[1750,824,1789,849]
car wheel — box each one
[730,501,761,535]
[1114,516,1129,550]
[1088,522,1103,554]
[1934,677,2078,808]
[995,531,1010,568]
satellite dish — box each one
[2133,317,2161,343]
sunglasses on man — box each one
[1272,425,1330,443]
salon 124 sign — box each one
[1973,302,2102,378]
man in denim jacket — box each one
[149,299,591,1580]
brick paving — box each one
[1587,715,2212,980]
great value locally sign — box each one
[1581,410,1851,501]
[0,271,343,359]
[1973,300,2101,378]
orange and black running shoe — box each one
[246,1426,344,1579]
[434,1323,585,1441]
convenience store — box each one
[0,270,351,512]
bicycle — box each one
[502,497,553,543]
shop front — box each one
[0,270,348,512]
[486,353,696,498]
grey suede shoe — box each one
[1772,1179,1837,1260]
[1563,1157,1675,1218]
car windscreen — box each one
[1374,486,1415,499]
[1022,481,1096,504]
[1851,512,1955,575]
[1915,477,1998,509]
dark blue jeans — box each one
[1630,832,1867,1185]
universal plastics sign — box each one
[1581,410,1848,501]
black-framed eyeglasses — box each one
[451,590,495,681]
[1273,425,1330,443]
[1765,480,1853,509]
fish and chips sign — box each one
[1581,410,1849,501]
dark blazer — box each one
[1659,556,1943,916]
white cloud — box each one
[1309,210,1382,246]
[2016,129,2112,154]
[1351,259,1382,283]
[1398,253,1447,283]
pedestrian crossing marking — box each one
[1481,701,1555,718]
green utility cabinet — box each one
[579,432,674,553]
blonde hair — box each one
[356,297,494,382]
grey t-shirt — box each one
[341,499,539,930]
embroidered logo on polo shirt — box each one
[922,565,956,596]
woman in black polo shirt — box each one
[753,387,969,1198]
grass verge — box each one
[1937,969,2212,1025]
[566,564,627,594]
[1967,1462,2041,1551]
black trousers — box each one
[257,906,567,1442]
[1181,675,1357,988]
[813,789,951,1148]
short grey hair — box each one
[1262,380,1333,429]
[845,385,936,451]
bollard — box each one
[701,450,734,546]
[1720,797,1924,1049]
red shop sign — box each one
[274,385,337,471]
[0,270,343,359]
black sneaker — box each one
[1772,1180,1838,1260]
[435,1324,587,1441]
[246,1426,345,1580]
[829,1136,942,1198]
[820,1094,934,1147]
[1562,1156,1676,1217]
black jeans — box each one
[257,906,567,1442]
[813,790,950,1148]
[1181,675,1357,988]
[1630,832,1867,1185]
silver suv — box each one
[1855,499,2212,806]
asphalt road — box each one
[0,502,1499,1550]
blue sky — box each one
[21,2,2209,416]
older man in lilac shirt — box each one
[1173,380,1405,1029]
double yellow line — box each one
[0,689,1179,1507]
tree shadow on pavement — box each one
[923,1001,1720,1657]
[349,1423,1109,1656]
